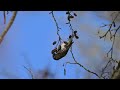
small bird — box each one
[52,36,73,60]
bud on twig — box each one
[74,13,77,16]
[53,41,57,45]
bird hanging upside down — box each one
[51,35,74,60]
[51,30,79,60]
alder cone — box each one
[53,41,57,45]
[74,13,77,16]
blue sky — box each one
[0,11,113,79]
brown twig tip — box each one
[3,11,6,24]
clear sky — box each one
[0,11,112,79]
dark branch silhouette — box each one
[23,65,34,79]
[51,11,103,79]
[98,11,120,79]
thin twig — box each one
[63,11,103,79]
[50,11,62,47]
[70,46,103,79]
[23,65,34,79]
[98,11,120,79]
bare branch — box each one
[23,65,34,79]
[50,11,62,47]
[63,11,103,79]
[0,11,17,44]
[99,12,120,59]
[98,11,120,79]
[69,46,103,79]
